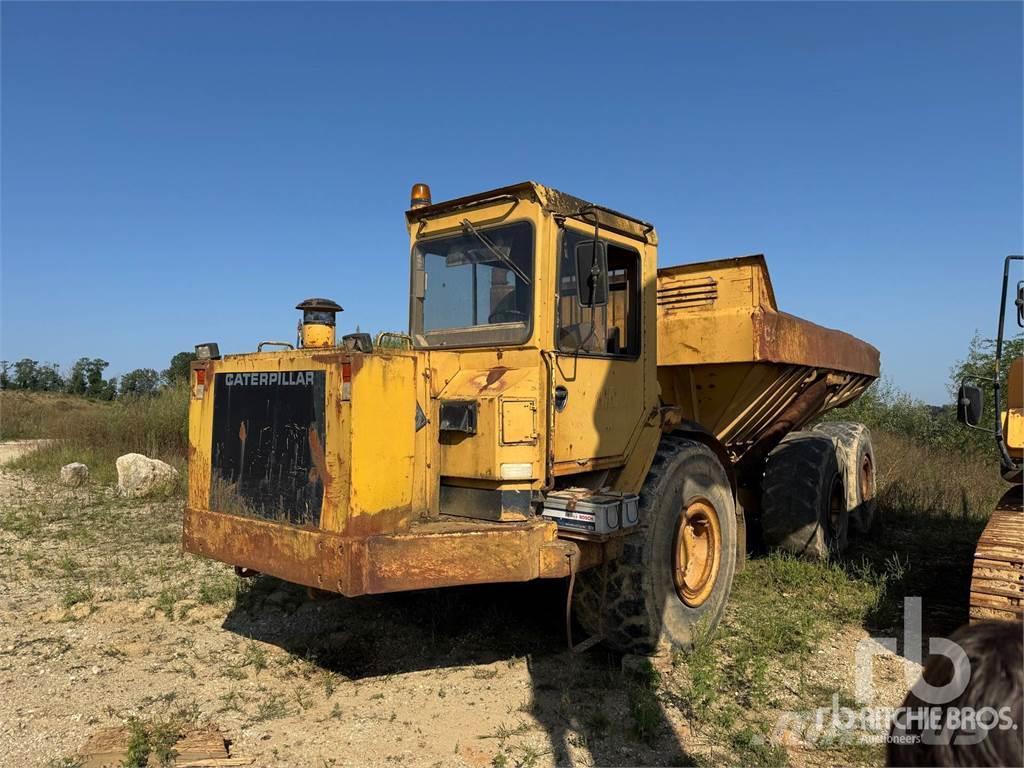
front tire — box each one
[572,436,738,654]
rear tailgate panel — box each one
[209,370,327,526]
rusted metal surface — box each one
[753,310,879,378]
[183,507,575,596]
[404,181,657,245]
[656,253,878,462]
[738,376,830,473]
[656,254,879,378]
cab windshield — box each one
[411,221,534,347]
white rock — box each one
[59,462,89,487]
[115,453,178,498]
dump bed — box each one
[656,254,879,458]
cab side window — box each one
[557,230,640,357]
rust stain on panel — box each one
[183,508,590,597]
[307,425,330,486]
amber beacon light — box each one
[410,182,432,209]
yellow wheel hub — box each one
[673,498,722,608]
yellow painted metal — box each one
[549,219,660,479]
[300,322,335,348]
[1003,356,1023,458]
[184,506,575,596]
[432,361,543,482]
[500,399,538,445]
[656,254,879,456]
[185,180,881,597]
[347,353,417,534]
[188,349,416,539]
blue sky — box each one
[2,1,1021,403]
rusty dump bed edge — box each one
[656,254,880,378]
[752,309,880,376]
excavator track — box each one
[969,488,1024,623]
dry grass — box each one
[0,386,188,485]
[871,430,1002,519]
[841,430,1003,636]
[0,391,112,440]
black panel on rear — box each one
[210,370,326,526]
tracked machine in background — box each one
[183,182,880,653]
[957,255,1024,623]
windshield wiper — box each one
[460,219,531,285]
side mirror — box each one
[1016,280,1023,327]
[957,383,984,427]
[575,240,608,307]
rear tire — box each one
[761,432,848,559]
[812,421,877,535]
[572,436,738,654]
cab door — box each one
[551,223,653,475]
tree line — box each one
[0,352,197,400]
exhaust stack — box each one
[296,297,343,348]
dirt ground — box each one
[0,461,917,768]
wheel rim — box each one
[860,453,875,501]
[673,499,722,608]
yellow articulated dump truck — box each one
[184,182,879,653]
[957,255,1024,623]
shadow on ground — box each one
[840,502,989,649]
[223,578,697,766]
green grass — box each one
[251,692,290,723]
[61,584,95,609]
[242,641,269,673]
[119,707,198,768]
[626,667,662,746]
[197,571,238,604]
[156,586,186,620]
[665,552,881,766]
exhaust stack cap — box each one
[410,182,432,209]
[296,298,343,349]
[296,297,343,322]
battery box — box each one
[541,489,640,535]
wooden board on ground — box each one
[78,725,252,768]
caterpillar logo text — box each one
[223,371,316,387]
